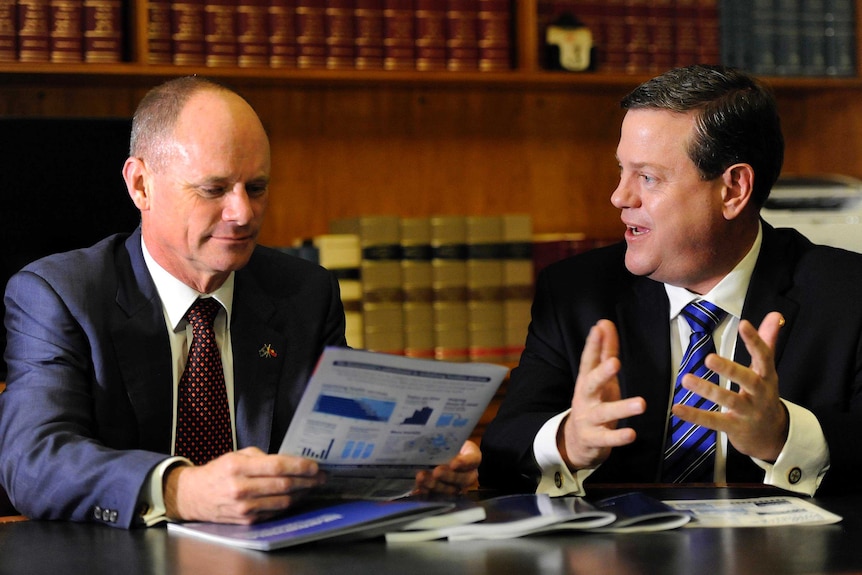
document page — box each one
[279,347,509,499]
[663,496,842,527]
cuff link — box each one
[788,467,802,485]
[554,471,563,489]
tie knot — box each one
[186,297,221,330]
[681,300,726,335]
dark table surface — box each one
[1,485,859,575]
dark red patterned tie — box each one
[175,297,233,465]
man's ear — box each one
[123,157,150,211]
[720,163,755,220]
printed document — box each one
[279,347,508,499]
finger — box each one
[737,318,779,383]
[756,311,784,350]
[595,319,620,362]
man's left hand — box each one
[672,311,788,462]
[413,440,480,496]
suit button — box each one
[788,467,802,484]
[109,510,118,523]
[554,472,563,489]
[93,506,102,520]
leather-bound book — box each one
[415,0,446,70]
[49,0,83,62]
[172,0,206,65]
[147,0,172,63]
[296,0,326,68]
[17,0,51,62]
[325,0,354,69]
[204,0,238,66]
[445,0,478,71]
[268,0,297,67]
[237,0,269,67]
[83,0,122,62]
[383,0,413,70]
[354,0,384,69]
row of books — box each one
[280,214,617,365]
[1,0,124,63]
[721,0,856,77]
[149,0,513,70]
[538,0,722,74]
[540,0,856,78]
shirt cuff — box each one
[753,399,829,496]
[139,456,192,527]
[533,409,594,496]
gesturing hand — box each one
[559,320,646,471]
[672,311,788,462]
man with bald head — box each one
[0,77,480,528]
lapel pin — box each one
[258,344,278,358]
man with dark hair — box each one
[0,76,480,528]
[479,65,862,496]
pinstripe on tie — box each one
[662,300,727,483]
[175,297,233,465]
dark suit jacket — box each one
[479,223,862,494]
[0,228,346,527]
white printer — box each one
[762,174,862,254]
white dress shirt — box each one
[138,238,238,525]
[534,224,829,497]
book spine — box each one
[325,0,355,69]
[623,0,649,74]
[465,216,506,364]
[268,0,297,67]
[17,0,51,62]
[237,0,269,67]
[477,0,510,71]
[696,0,720,65]
[0,0,15,61]
[172,0,206,65]
[49,0,83,62]
[83,0,122,62]
[825,0,856,77]
[750,0,776,75]
[798,0,826,75]
[773,0,801,76]
[500,214,533,364]
[147,0,173,63]
[415,0,446,71]
[431,215,469,362]
[400,217,435,360]
[445,0,478,71]
[330,216,405,356]
[296,0,326,68]
[383,0,413,70]
[672,0,697,67]
[647,0,673,73]
[314,234,364,349]
[204,0,238,66]
[602,0,627,72]
[354,0,384,69]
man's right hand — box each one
[558,319,646,471]
[164,447,326,524]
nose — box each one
[611,175,637,209]
[223,185,255,225]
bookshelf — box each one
[2,1,862,248]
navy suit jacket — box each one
[0,228,346,527]
[479,223,862,494]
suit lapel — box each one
[736,223,800,368]
[616,277,672,478]
[112,230,174,452]
[230,271,288,451]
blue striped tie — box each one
[662,300,727,483]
